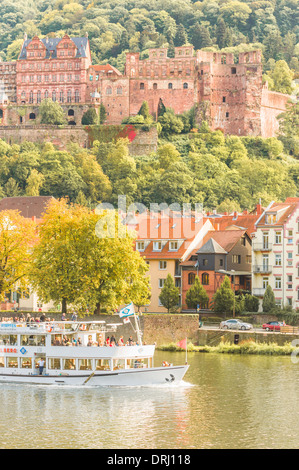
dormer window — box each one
[169,241,178,251]
[265,213,276,224]
[136,241,145,251]
[153,241,162,251]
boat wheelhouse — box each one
[0,320,189,386]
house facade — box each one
[252,197,299,310]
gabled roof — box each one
[91,64,122,76]
[19,36,89,60]
[197,238,227,255]
[256,198,299,227]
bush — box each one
[81,108,98,125]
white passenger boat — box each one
[0,320,189,386]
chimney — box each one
[256,204,262,215]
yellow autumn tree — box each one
[0,210,36,301]
[29,199,150,314]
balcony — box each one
[252,288,266,297]
[253,265,272,274]
[252,243,272,251]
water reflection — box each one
[1,351,299,449]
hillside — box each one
[1,0,298,82]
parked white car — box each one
[220,319,253,330]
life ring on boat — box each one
[47,325,52,332]
[162,361,170,367]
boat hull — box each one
[0,365,189,386]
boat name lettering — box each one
[0,347,17,354]
[0,324,16,329]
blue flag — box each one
[119,302,135,318]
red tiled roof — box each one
[0,196,54,219]
[256,199,299,226]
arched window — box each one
[29,112,36,120]
[44,90,49,99]
[68,109,74,116]
[59,91,64,103]
[106,87,112,95]
[188,273,195,285]
[117,86,122,95]
[37,91,41,103]
[140,83,145,90]
[75,90,80,102]
[153,83,158,90]
[202,273,209,285]
[168,83,173,89]
[52,91,56,102]
[183,83,188,89]
[29,91,34,104]
[67,90,72,103]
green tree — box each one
[39,98,66,125]
[278,101,299,157]
[81,108,98,125]
[262,285,276,312]
[244,294,259,313]
[213,276,235,317]
[270,60,294,94]
[159,274,180,313]
[185,275,209,309]
[174,24,188,47]
[99,103,107,124]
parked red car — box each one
[262,321,286,331]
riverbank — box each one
[158,340,297,356]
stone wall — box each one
[198,328,299,346]
[0,124,158,154]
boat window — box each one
[127,358,147,369]
[0,357,4,367]
[0,335,17,345]
[95,359,110,371]
[78,359,92,370]
[52,335,62,346]
[21,335,45,346]
[7,357,18,368]
[48,358,61,370]
[113,359,126,370]
[63,359,76,370]
[21,358,32,369]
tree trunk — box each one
[94,302,101,315]
[61,298,67,314]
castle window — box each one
[117,86,122,95]
[44,90,48,99]
[59,91,64,103]
[29,91,34,104]
[106,87,112,95]
[140,83,145,90]
[29,112,36,120]
[183,83,188,89]
[226,112,229,118]
[231,67,236,74]
[67,90,72,102]
[37,91,41,103]
[223,96,226,102]
[75,90,80,103]
[202,273,209,285]
[221,55,226,64]
[168,83,173,89]
[153,83,158,90]
[52,91,56,102]
[68,109,74,116]
[188,273,195,285]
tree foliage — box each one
[159,274,180,313]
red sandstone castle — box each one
[0,34,290,137]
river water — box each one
[1,350,299,449]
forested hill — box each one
[1,0,298,78]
